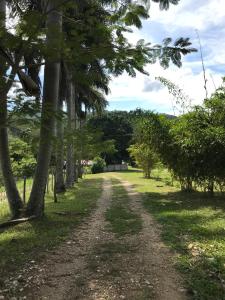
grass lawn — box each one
[116,168,225,300]
[0,176,102,283]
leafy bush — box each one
[128,143,158,178]
[134,81,225,193]
[9,137,37,178]
[91,157,106,174]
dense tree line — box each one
[88,109,175,165]
[132,80,225,193]
[0,0,195,219]
[88,111,134,164]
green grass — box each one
[116,168,225,300]
[105,178,142,236]
[0,201,11,223]
[0,176,102,284]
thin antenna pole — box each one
[195,29,208,99]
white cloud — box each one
[108,0,225,113]
[149,0,225,31]
[143,78,163,92]
[107,62,223,114]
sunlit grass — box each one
[116,168,225,300]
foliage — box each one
[135,82,225,193]
[91,157,106,174]
[156,76,192,114]
[71,126,116,162]
[88,111,134,164]
[128,143,158,178]
[9,136,36,178]
[88,109,176,165]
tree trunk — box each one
[186,177,193,192]
[26,1,62,217]
[208,181,214,194]
[55,97,66,193]
[0,93,24,218]
[66,81,76,188]
[77,118,83,179]
[0,0,23,219]
[78,160,83,179]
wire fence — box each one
[0,172,56,203]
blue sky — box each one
[107,0,225,114]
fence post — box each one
[23,176,26,204]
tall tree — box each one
[66,71,76,188]
[0,0,24,218]
[26,0,62,217]
[55,63,66,193]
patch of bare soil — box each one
[3,175,188,299]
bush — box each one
[128,143,158,178]
[91,157,106,174]
[9,137,37,178]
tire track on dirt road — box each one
[117,176,188,300]
[18,177,113,300]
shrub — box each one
[91,157,106,174]
[128,143,158,178]
[9,137,37,178]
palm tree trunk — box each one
[55,97,66,193]
[66,81,76,187]
[77,118,84,179]
[0,0,23,219]
[26,0,62,217]
[0,93,24,218]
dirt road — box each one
[6,175,188,300]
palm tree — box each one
[26,0,62,217]
[65,66,76,188]
[55,61,67,193]
[0,0,24,218]
[0,0,43,218]
[151,0,179,10]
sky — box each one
[107,0,225,114]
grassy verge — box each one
[116,169,225,300]
[105,178,142,236]
[0,201,11,223]
[0,176,102,283]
